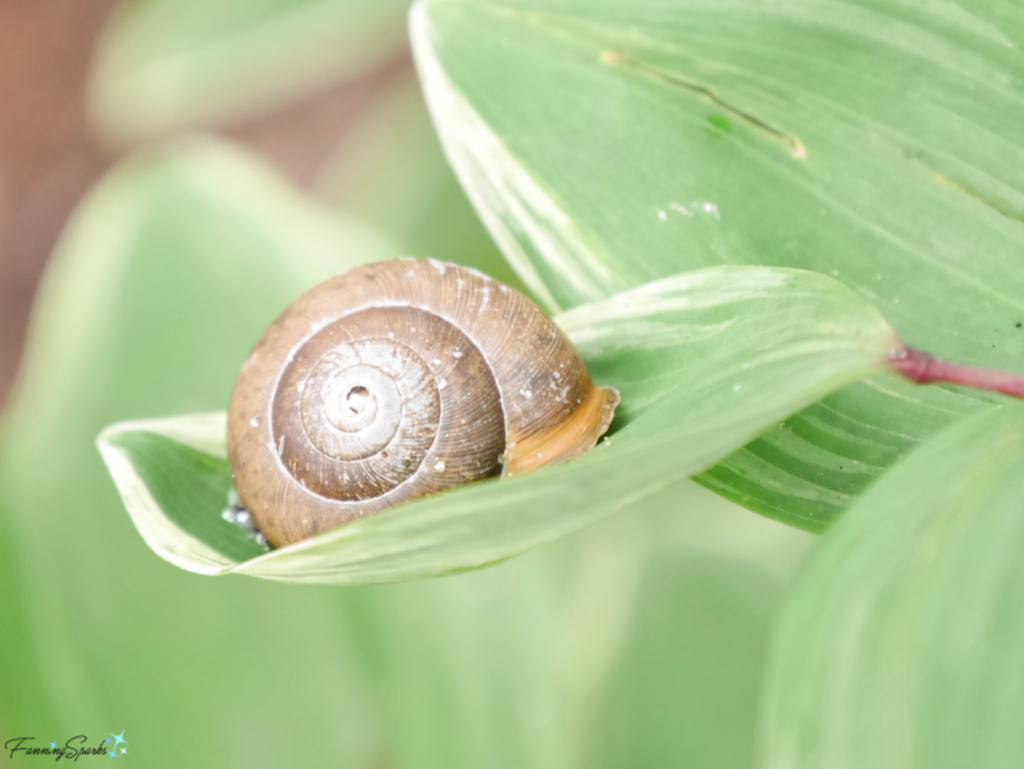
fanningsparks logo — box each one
[5,732,129,761]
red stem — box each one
[886,340,1024,399]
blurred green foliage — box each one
[4,0,1024,767]
[761,402,1024,769]
[89,0,409,143]
[316,77,526,294]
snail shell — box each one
[227,259,619,548]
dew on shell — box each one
[250,415,261,427]
[434,460,446,472]
[221,498,268,549]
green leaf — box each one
[412,0,1024,527]
[99,415,267,570]
[89,0,409,143]
[759,401,1024,769]
[98,266,894,583]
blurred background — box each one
[0,0,415,408]
[0,1,814,766]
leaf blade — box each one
[99,266,895,582]
[760,401,1024,769]
[412,0,1024,526]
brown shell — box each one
[227,258,619,547]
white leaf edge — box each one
[410,0,630,312]
[97,413,235,575]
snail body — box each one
[227,259,619,547]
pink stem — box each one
[887,340,1024,399]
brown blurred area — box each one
[0,0,411,410]
[0,0,119,410]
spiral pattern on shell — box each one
[227,259,619,548]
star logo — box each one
[107,750,118,760]
[109,731,128,749]
[49,742,57,749]
[121,748,128,755]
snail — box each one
[227,258,620,548]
